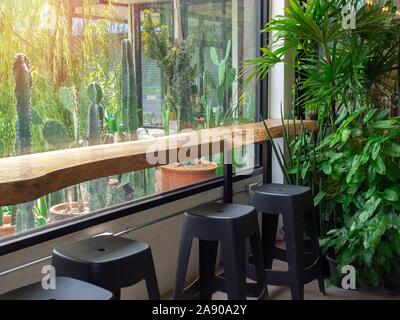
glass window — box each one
[0,0,259,239]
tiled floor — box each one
[211,258,400,300]
[164,241,400,300]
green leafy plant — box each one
[142,9,198,132]
[319,107,400,287]
[251,0,400,288]
[247,0,400,126]
[104,108,120,135]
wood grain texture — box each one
[0,120,317,206]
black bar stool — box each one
[0,277,113,300]
[52,235,160,300]
[173,202,266,300]
[247,183,325,300]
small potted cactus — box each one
[44,116,89,222]
[47,87,91,222]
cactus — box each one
[12,53,35,232]
[42,119,69,149]
[87,82,104,146]
[144,168,156,195]
[59,87,79,141]
[86,83,108,212]
[41,113,72,213]
[162,103,170,136]
[106,179,123,207]
[121,39,138,139]
[204,40,237,126]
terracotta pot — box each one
[2,215,11,225]
[0,225,16,238]
[158,160,218,192]
[109,178,119,186]
[50,202,89,223]
[0,216,15,238]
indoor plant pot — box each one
[50,202,89,222]
[304,236,331,278]
[158,160,218,192]
[383,256,400,294]
[0,215,16,238]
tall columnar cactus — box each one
[121,39,138,139]
[87,83,108,212]
[12,53,35,232]
[87,82,104,146]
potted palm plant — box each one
[248,0,400,289]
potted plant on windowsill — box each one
[158,160,218,192]
[0,207,16,238]
[142,9,218,190]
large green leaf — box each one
[383,188,398,202]
[371,155,386,175]
[313,191,326,206]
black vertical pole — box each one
[133,5,143,127]
[258,0,271,184]
[223,151,233,203]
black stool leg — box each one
[304,210,325,295]
[249,229,268,299]
[262,214,279,269]
[221,236,247,300]
[173,234,194,300]
[199,240,218,300]
[111,289,121,300]
[143,249,161,300]
[283,212,305,300]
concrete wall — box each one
[0,175,262,299]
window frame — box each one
[0,0,270,256]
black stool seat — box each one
[247,183,325,300]
[251,184,312,213]
[0,277,113,300]
[52,235,160,300]
[188,202,255,219]
[173,202,266,300]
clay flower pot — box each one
[158,160,218,192]
[50,202,89,223]
[2,215,11,225]
[0,215,16,238]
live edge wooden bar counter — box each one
[0,120,317,207]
